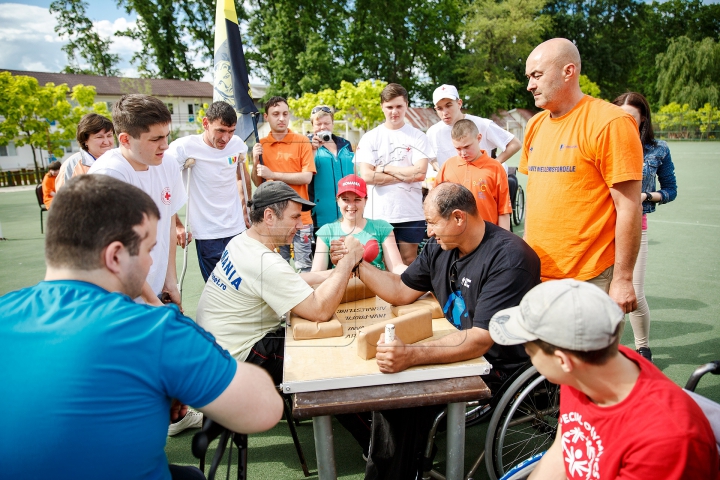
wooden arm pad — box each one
[391,297,444,319]
[357,308,433,360]
[291,314,343,340]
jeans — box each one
[279,224,314,272]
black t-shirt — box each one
[401,222,541,368]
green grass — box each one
[1,141,719,479]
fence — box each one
[655,131,720,141]
[0,167,49,187]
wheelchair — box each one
[506,167,525,227]
[423,362,560,480]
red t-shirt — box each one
[559,345,719,479]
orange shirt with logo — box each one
[260,130,316,225]
[42,172,56,209]
[435,151,512,225]
[519,95,643,281]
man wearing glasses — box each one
[346,182,541,479]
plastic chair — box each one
[35,184,47,234]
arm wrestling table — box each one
[281,295,492,480]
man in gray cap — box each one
[489,280,719,479]
[196,181,364,384]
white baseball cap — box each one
[432,84,460,106]
[489,280,624,351]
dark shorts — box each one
[195,235,237,283]
[391,220,426,244]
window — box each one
[188,103,194,115]
[0,142,16,156]
[166,103,174,114]
[0,145,6,157]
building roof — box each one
[490,108,537,128]
[405,107,441,131]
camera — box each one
[316,130,332,142]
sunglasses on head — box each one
[312,106,333,115]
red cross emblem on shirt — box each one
[161,187,172,205]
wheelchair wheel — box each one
[484,366,559,480]
[512,185,525,226]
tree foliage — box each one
[459,0,549,117]
[287,80,387,130]
[656,36,720,110]
[49,0,120,76]
[655,102,720,139]
[579,75,601,98]
[0,73,110,176]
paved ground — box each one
[1,141,718,479]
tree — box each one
[579,75,601,98]
[459,0,549,117]
[287,80,387,130]
[116,0,204,80]
[49,0,120,76]
[0,72,110,178]
[656,36,720,110]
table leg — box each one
[312,415,337,480]
[446,402,466,480]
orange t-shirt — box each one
[519,95,643,281]
[41,172,56,209]
[260,130,316,225]
[435,151,512,225]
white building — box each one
[0,69,267,172]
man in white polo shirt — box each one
[165,101,252,282]
[426,84,521,171]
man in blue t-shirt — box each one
[0,175,282,480]
[351,182,541,479]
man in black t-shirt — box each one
[353,182,541,479]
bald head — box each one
[529,38,581,72]
[525,38,585,117]
[425,182,478,219]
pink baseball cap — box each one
[336,174,367,197]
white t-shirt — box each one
[196,232,314,361]
[354,123,430,223]
[164,134,249,240]
[427,114,514,167]
[88,148,186,296]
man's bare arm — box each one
[495,137,522,164]
[199,361,283,433]
[162,215,181,309]
[356,260,425,306]
[291,236,364,321]
[375,327,492,373]
[358,160,428,186]
[609,179,642,313]
[498,214,511,231]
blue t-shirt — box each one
[0,280,237,479]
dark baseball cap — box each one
[248,181,315,212]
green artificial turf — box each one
[1,141,718,479]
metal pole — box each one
[312,415,337,480]
[446,402,466,480]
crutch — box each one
[178,157,195,300]
[237,153,251,222]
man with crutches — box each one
[166,101,251,287]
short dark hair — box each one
[77,113,114,151]
[612,92,655,146]
[531,324,622,366]
[248,200,289,225]
[429,182,478,219]
[265,96,288,114]
[205,101,237,126]
[45,175,160,270]
[48,161,62,171]
[112,94,172,139]
[451,119,479,140]
[380,83,409,105]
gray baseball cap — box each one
[489,279,624,351]
[248,181,315,212]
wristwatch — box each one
[644,191,653,202]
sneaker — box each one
[636,347,653,363]
[168,409,203,436]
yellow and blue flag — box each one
[213,0,258,141]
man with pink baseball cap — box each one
[426,84,521,170]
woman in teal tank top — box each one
[311,174,406,273]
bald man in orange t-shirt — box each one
[520,38,643,314]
